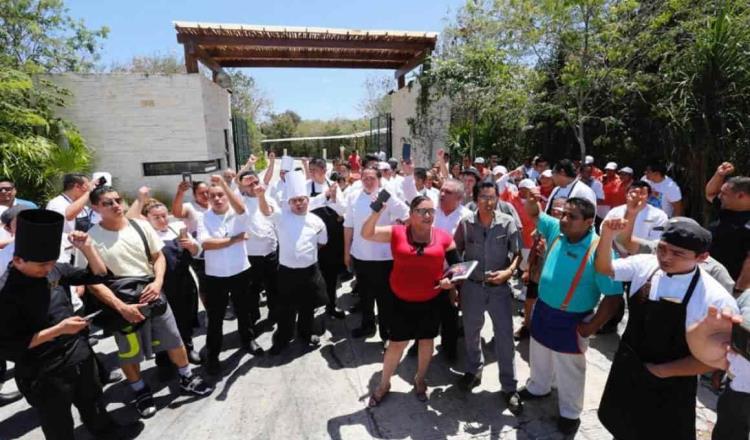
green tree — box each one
[261,110,302,139]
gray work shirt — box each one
[454,209,521,283]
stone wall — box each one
[49,73,232,199]
[390,80,451,167]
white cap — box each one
[541,169,553,178]
[377,151,387,161]
[492,165,508,175]
[281,155,294,172]
[619,166,634,175]
[518,178,537,190]
[584,155,595,165]
[474,157,485,164]
[604,161,618,171]
[285,170,308,199]
[92,171,112,186]
[377,161,391,171]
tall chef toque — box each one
[286,170,308,199]
[14,209,64,262]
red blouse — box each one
[389,225,452,302]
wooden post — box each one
[397,74,405,89]
[184,41,199,74]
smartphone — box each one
[370,189,391,212]
[83,310,102,321]
[402,143,412,162]
[182,172,192,183]
[732,323,750,362]
[178,227,188,240]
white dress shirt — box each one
[242,195,279,256]
[401,175,439,206]
[343,188,409,261]
[435,205,472,236]
[269,210,327,268]
[198,207,251,277]
[605,204,668,242]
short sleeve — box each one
[666,182,682,203]
[611,254,654,282]
[595,270,624,296]
[536,213,560,243]
[196,215,211,242]
[593,182,605,200]
[505,216,521,255]
[343,199,355,228]
[139,220,164,254]
[387,197,410,223]
[46,196,67,216]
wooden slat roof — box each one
[174,21,437,78]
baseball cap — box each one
[540,169,553,178]
[584,155,595,165]
[474,157,485,165]
[618,166,634,175]
[460,167,481,181]
[655,217,712,254]
[492,165,508,175]
[518,179,537,190]
[604,162,618,171]
[377,161,391,171]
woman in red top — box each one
[361,195,456,406]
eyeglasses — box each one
[478,195,497,201]
[100,198,122,208]
[413,208,435,217]
[0,187,14,193]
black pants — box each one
[163,275,197,348]
[0,359,5,388]
[204,269,253,360]
[16,351,113,440]
[274,264,326,345]
[352,258,394,341]
[320,262,340,311]
[713,386,750,440]
[248,252,279,323]
[439,290,458,353]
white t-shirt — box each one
[76,219,164,277]
[343,188,409,261]
[181,201,209,235]
[642,176,682,218]
[605,204,668,242]
[400,175,439,206]
[46,194,98,262]
[583,179,605,217]
[269,210,327,268]
[611,254,738,328]
[545,179,598,212]
[434,205,472,236]
[242,195,279,257]
[197,207,251,277]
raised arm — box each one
[126,186,150,220]
[210,174,245,214]
[68,231,107,276]
[706,162,734,202]
[595,218,624,276]
[65,190,91,221]
[255,184,273,217]
[263,151,276,186]
[524,187,542,228]
[236,154,258,184]
[436,148,450,180]
[172,181,191,219]
[361,208,393,243]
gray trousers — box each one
[460,280,517,392]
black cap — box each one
[460,167,481,181]
[14,209,64,262]
[655,217,712,254]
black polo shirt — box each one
[708,199,750,281]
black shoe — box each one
[133,386,156,419]
[179,373,213,396]
[502,391,524,416]
[187,348,202,365]
[351,326,376,338]
[269,342,288,356]
[306,335,321,347]
[407,343,418,357]
[244,339,264,356]
[326,307,346,319]
[513,326,530,341]
[103,370,123,385]
[517,387,550,400]
[557,416,580,435]
[457,372,481,391]
[206,358,221,376]
[0,390,22,406]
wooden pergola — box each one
[174,21,438,88]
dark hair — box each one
[0,177,14,187]
[646,161,667,175]
[478,180,499,196]
[364,154,379,165]
[566,197,596,220]
[309,157,326,170]
[142,198,166,216]
[90,185,116,205]
[1,205,30,227]
[409,195,431,211]
[62,173,87,191]
[553,159,577,178]
[362,166,382,179]
[238,170,258,181]
[727,176,750,196]
[388,159,399,171]
[338,162,351,170]
[414,167,428,181]
[192,181,207,193]
[630,180,652,195]
[534,156,548,165]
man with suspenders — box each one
[545,159,597,216]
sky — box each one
[66,0,465,121]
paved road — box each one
[0,278,721,440]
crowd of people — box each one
[0,148,748,440]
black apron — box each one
[310,180,344,270]
[598,268,701,440]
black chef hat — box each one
[14,209,64,262]
[655,217,712,254]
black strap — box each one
[128,219,153,264]
[681,269,701,305]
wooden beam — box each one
[177,34,432,52]
[185,41,225,74]
[184,41,199,73]
[218,59,403,69]
[394,49,430,80]
[397,75,406,89]
[206,48,414,62]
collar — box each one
[663,266,699,279]
[472,209,507,228]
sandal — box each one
[367,384,390,408]
[414,376,428,402]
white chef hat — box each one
[281,155,295,172]
[285,170,308,199]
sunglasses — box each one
[100,197,123,208]
[413,208,436,217]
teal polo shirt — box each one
[537,213,622,313]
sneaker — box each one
[133,386,156,419]
[457,372,481,391]
[517,386,550,400]
[557,416,581,435]
[180,374,213,396]
[501,391,523,416]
